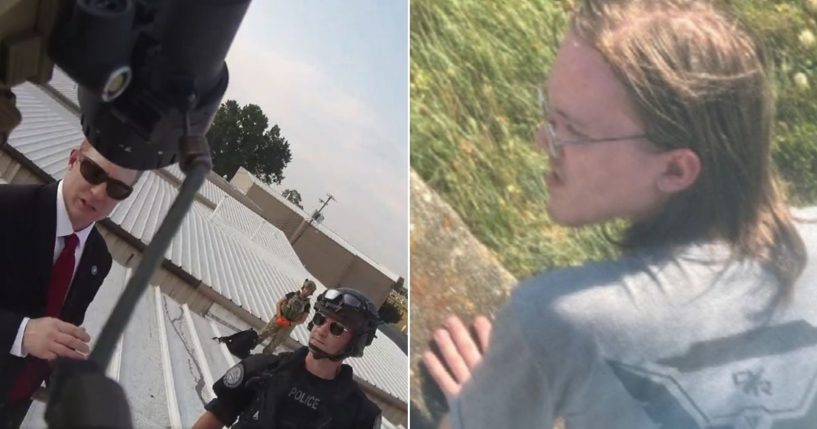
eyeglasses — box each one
[537,87,648,159]
[311,312,350,337]
[78,156,133,200]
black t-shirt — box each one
[205,347,381,428]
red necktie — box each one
[8,233,79,401]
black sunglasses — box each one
[311,312,349,337]
[78,156,133,200]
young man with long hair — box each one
[424,1,816,427]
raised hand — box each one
[422,315,492,401]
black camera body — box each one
[51,0,250,170]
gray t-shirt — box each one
[451,210,817,429]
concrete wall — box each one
[245,185,304,236]
[230,168,399,306]
[0,150,42,184]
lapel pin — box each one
[91,265,98,276]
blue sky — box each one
[223,1,408,278]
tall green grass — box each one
[411,0,817,279]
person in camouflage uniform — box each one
[257,279,317,354]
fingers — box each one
[445,315,483,369]
[433,327,471,384]
[422,350,461,398]
[56,320,91,342]
[54,332,90,355]
[34,319,90,360]
[50,342,86,360]
[472,315,493,352]
[421,314,494,402]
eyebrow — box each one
[543,85,589,131]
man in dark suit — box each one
[0,139,140,428]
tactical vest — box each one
[280,294,309,321]
[231,349,379,429]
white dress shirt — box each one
[9,181,94,357]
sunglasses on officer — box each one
[311,312,350,337]
[78,156,134,200]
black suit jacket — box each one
[0,182,112,398]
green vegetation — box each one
[411,0,817,279]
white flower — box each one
[806,0,817,14]
[794,72,810,91]
[799,30,816,49]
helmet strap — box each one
[308,342,349,362]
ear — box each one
[656,148,701,194]
[67,148,80,169]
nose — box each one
[312,320,330,337]
[88,182,109,200]
[535,124,549,152]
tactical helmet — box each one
[301,279,317,293]
[309,288,380,360]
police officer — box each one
[192,288,383,429]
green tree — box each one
[282,189,303,209]
[206,100,292,184]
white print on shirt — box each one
[609,320,817,429]
[288,386,321,410]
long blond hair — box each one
[571,0,806,289]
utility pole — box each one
[290,193,334,244]
[312,194,335,222]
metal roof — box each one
[210,196,306,271]
[43,67,79,105]
[161,162,228,209]
[6,79,407,411]
[19,258,404,428]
